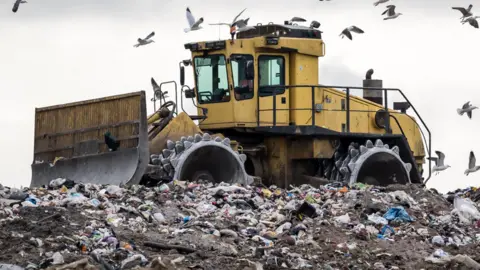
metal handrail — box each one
[255,84,432,183]
[157,81,178,115]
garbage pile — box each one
[1,179,480,270]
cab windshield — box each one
[194,55,230,104]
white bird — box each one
[373,0,389,7]
[209,8,247,28]
[452,5,473,20]
[209,8,248,39]
[457,101,478,119]
[427,151,451,175]
[465,151,480,176]
[133,32,155,48]
[12,0,27,13]
[382,5,403,20]
[462,16,479,28]
[339,26,364,40]
[184,7,204,33]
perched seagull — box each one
[465,151,480,176]
[184,7,204,33]
[373,0,389,6]
[462,16,479,28]
[452,5,473,20]
[133,32,155,48]
[339,26,364,40]
[12,0,27,13]
[209,8,247,39]
[382,5,403,20]
[457,101,478,119]
[427,151,451,176]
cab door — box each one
[257,53,290,126]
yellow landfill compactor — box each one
[30,21,432,188]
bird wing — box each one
[186,8,196,27]
[427,157,438,166]
[381,5,393,15]
[291,17,307,22]
[192,18,204,28]
[144,31,155,40]
[151,77,160,91]
[469,151,476,169]
[12,0,21,12]
[452,7,468,16]
[349,26,364,33]
[469,18,479,28]
[235,20,247,28]
[232,8,247,24]
[209,22,230,26]
[436,151,445,166]
[236,25,255,33]
[462,101,471,109]
[340,28,352,40]
[387,5,396,16]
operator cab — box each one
[181,21,325,129]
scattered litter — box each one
[0,181,479,269]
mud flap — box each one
[30,91,149,187]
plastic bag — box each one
[453,197,480,224]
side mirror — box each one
[245,60,254,80]
[184,89,195,99]
[180,66,185,86]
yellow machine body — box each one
[30,23,429,188]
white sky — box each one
[0,0,479,193]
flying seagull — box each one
[452,5,473,20]
[339,26,364,40]
[133,32,155,48]
[457,101,478,119]
[427,150,451,175]
[209,8,247,29]
[373,0,389,6]
[465,151,480,176]
[184,7,204,33]
[12,0,27,13]
[209,8,248,39]
[462,16,479,28]
[382,5,403,20]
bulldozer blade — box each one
[31,91,149,187]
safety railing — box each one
[256,85,432,183]
[151,80,178,114]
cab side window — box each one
[230,55,254,100]
[258,55,285,97]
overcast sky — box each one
[0,0,479,193]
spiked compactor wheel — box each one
[325,139,413,186]
[149,133,253,185]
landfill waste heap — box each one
[1,180,480,270]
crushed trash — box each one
[0,181,479,269]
